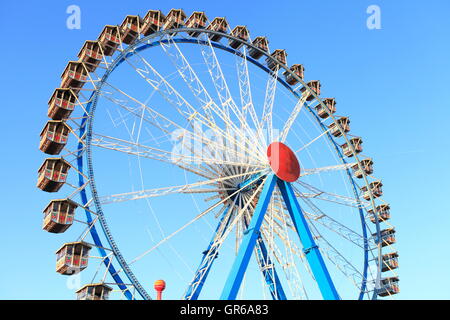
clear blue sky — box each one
[1,0,450,300]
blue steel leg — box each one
[277,179,340,300]
[184,206,233,300]
[220,174,278,300]
[241,214,286,300]
[254,237,287,300]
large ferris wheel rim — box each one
[76,26,381,300]
[85,28,378,300]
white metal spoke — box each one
[199,34,265,158]
[123,49,265,166]
[296,181,364,208]
[280,91,310,144]
[301,163,357,177]
[99,168,267,204]
[316,232,367,292]
[261,66,279,145]
[270,191,373,283]
[92,133,265,169]
[295,126,332,154]
[158,34,266,165]
[128,174,269,266]
[159,34,220,127]
[236,46,261,135]
[284,184,371,249]
[97,87,176,136]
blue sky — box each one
[1,0,450,300]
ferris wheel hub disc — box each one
[267,142,300,182]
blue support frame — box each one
[220,174,278,300]
[184,206,234,300]
[220,174,340,300]
[276,179,340,300]
[75,31,369,299]
[240,210,286,300]
[254,237,287,300]
[186,178,286,300]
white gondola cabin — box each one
[42,199,77,233]
[60,61,88,94]
[56,241,91,275]
[206,17,229,41]
[141,10,166,36]
[328,117,350,137]
[378,276,399,297]
[37,158,71,193]
[229,26,249,49]
[76,283,112,300]
[163,9,186,30]
[120,15,143,45]
[77,41,103,72]
[301,80,321,101]
[283,64,305,85]
[185,11,208,37]
[98,25,121,56]
[39,120,70,155]
[352,158,373,178]
[373,228,396,247]
[315,98,336,119]
[341,137,363,157]
[266,49,287,71]
[361,180,383,200]
[368,204,390,223]
[248,37,269,59]
[381,252,399,272]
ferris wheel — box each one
[37,9,399,300]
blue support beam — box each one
[241,213,286,300]
[277,179,340,300]
[220,174,339,300]
[187,173,286,300]
[254,237,287,300]
[220,174,278,300]
[184,206,233,300]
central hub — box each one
[217,165,263,208]
[267,142,300,182]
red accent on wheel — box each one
[267,142,300,182]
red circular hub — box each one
[267,142,300,182]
